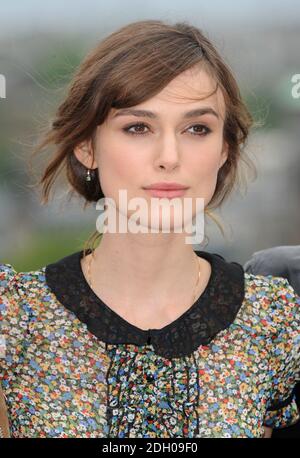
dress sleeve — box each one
[263,277,300,429]
[0,263,31,382]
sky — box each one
[0,0,299,38]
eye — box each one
[122,122,212,137]
[123,123,150,136]
[187,124,212,136]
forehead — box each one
[109,64,226,120]
[162,66,217,96]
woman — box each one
[0,19,299,438]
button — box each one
[146,414,154,421]
[146,374,155,382]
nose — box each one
[154,133,180,170]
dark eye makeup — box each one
[122,122,212,137]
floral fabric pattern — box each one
[0,250,299,438]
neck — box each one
[85,231,203,311]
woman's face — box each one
[75,64,228,233]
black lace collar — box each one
[44,249,245,359]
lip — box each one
[143,182,189,190]
[144,188,188,198]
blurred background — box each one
[0,0,299,271]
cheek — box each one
[97,145,139,195]
[190,138,222,178]
[188,138,223,197]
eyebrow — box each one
[112,107,220,120]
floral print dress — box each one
[0,249,299,438]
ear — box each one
[73,139,97,169]
[219,141,229,169]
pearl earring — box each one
[86,168,91,182]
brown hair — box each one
[29,19,257,255]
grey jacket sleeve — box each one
[243,245,300,296]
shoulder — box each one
[0,262,49,315]
[0,263,17,293]
[240,272,300,340]
[1,262,47,293]
[244,271,299,309]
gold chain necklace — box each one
[86,250,202,305]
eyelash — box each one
[122,122,212,137]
